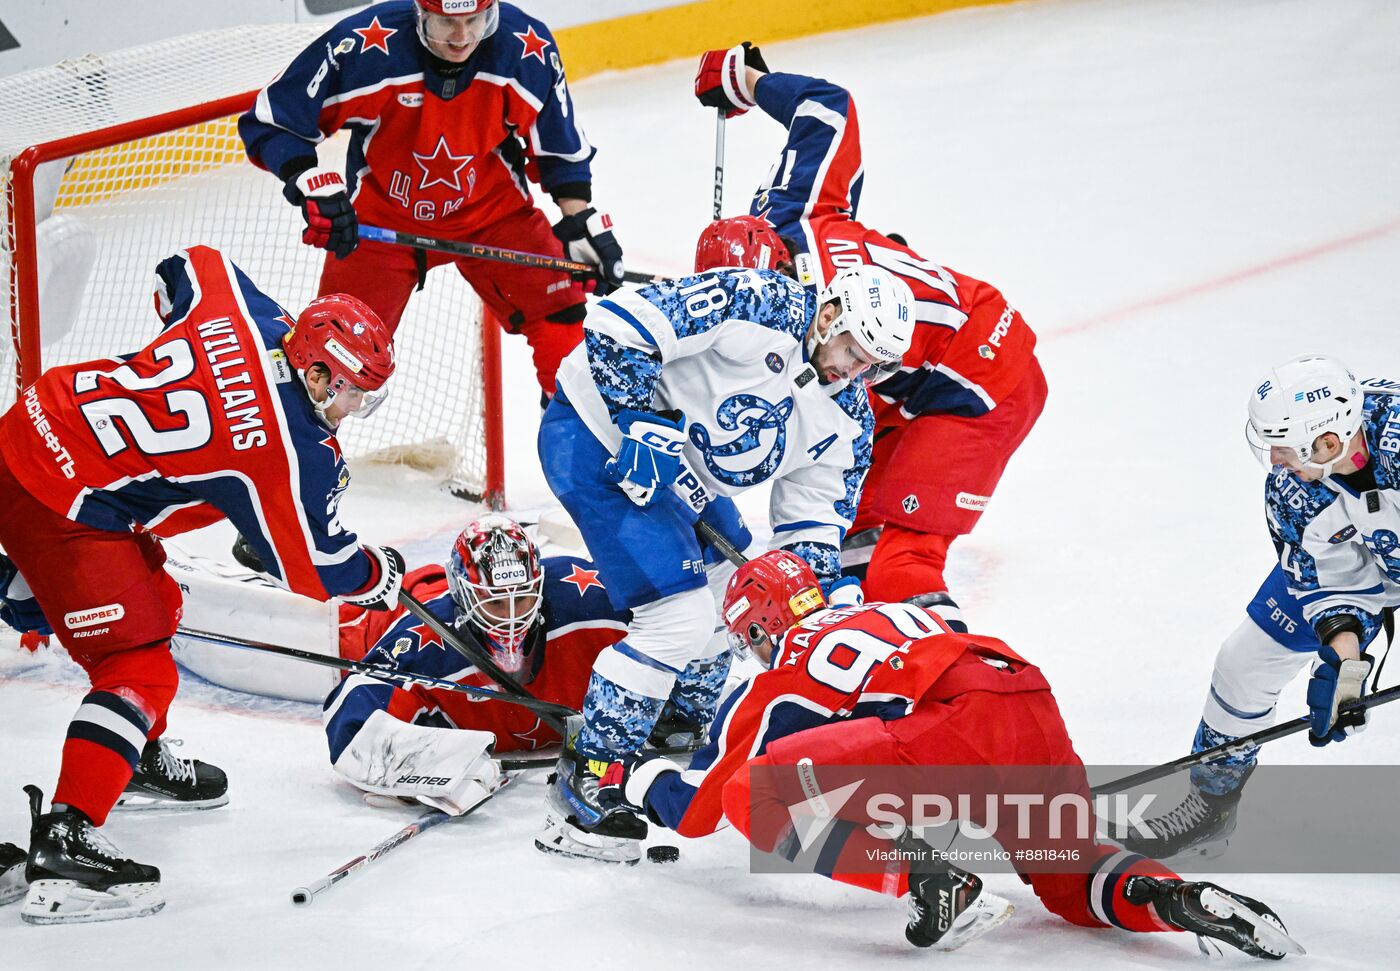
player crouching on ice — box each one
[597,552,1302,958]
[322,514,638,814]
[0,245,402,924]
[534,263,913,863]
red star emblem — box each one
[413,135,475,192]
[513,25,551,64]
[407,622,445,653]
[353,17,397,55]
[562,564,603,596]
[275,312,297,331]
[510,717,554,750]
[319,435,343,464]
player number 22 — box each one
[73,338,213,458]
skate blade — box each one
[21,879,165,924]
[534,812,641,866]
[1,864,26,906]
[113,790,229,812]
[936,894,1014,952]
[1198,888,1306,957]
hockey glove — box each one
[825,576,865,608]
[1306,645,1373,746]
[694,42,769,117]
[340,545,406,612]
[552,207,625,295]
[284,165,359,260]
[605,409,687,508]
[0,553,53,636]
[597,752,682,819]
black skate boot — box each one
[1120,783,1244,860]
[20,785,164,924]
[1,841,26,905]
[1124,876,1304,960]
[646,701,705,753]
[535,744,648,865]
[903,836,1013,950]
[115,738,228,811]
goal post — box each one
[1,27,505,506]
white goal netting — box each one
[1,26,495,498]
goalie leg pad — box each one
[331,710,501,815]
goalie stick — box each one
[359,225,661,284]
[290,776,508,907]
[175,626,578,724]
[1092,682,1400,796]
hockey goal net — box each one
[0,25,503,503]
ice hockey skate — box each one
[1125,876,1304,959]
[114,738,229,812]
[903,841,1014,950]
[0,841,27,905]
[20,786,164,925]
[1120,783,1244,860]
[535,745,647,865]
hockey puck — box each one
[647,845,680,864]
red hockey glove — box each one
[694,41,769,118]
[284,166,359,260]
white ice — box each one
[4,0,1400,967]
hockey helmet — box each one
[812,265,914,382]
[1246,354,1365,475]
[415,0,499,54]
[284,294,395,420]
[447,515,545,674]
[694,216,791,273]
[722,551,826,664]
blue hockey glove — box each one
[597,752,682,818]
[605,409,687,508]
[825,576,864,608]
[0,553,53,636]
[552,207,625,295]
[1306,645,1373,746]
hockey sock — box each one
[1188,720,1259,795]
[864,527,953,603]
[574,670,669,759]
[54,690,152,826]
[666,652,733,728]
[1078,850,1180,932]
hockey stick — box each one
[175,626,578,724]
[1091,682,1400,796]
[290,776,508,906]
[396,590,571,737]
[713,109,726,220]
[359,224,660,285]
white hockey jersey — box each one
[1266,377,1400,643]
[555,268,873,572]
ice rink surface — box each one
[4,0,1400,966]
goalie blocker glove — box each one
[1306,645,1373,746]
[282,163,359,260]
[341,545,406,612]
[552,208,625,295]
[604,409,687,508]
[694,42,769,117]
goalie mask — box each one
[447,515,545,675]
[1246,354,1364,476]
[283,294,395,424]
[722,551,826,665]
[812,265,914,383]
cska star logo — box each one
[561,564,603,595]
[353,16,397,55]
[413,135,475,192]
[319,435,344,465]
[514,25,551,64]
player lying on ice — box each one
[1127,355,1398,859]
[322,514,736,814]
[692,43,1047,609]
[534,260,915,863]
[595,551,1302,959]
[0,245,404,924]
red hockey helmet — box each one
[284,294,395,420]
[722,550,826,662]
[447,514,545,674]
[415,0,499,55]
[694,216,791,273]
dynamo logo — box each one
[690,393,794,488]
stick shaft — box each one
[1092,682,1400,795]
[359,224,658,284]
[712,110,726,220]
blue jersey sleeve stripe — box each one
[596,298,658,347]
[771,520,841,534]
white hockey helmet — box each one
[1246,354,1364,474]
[813,265,914,380]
